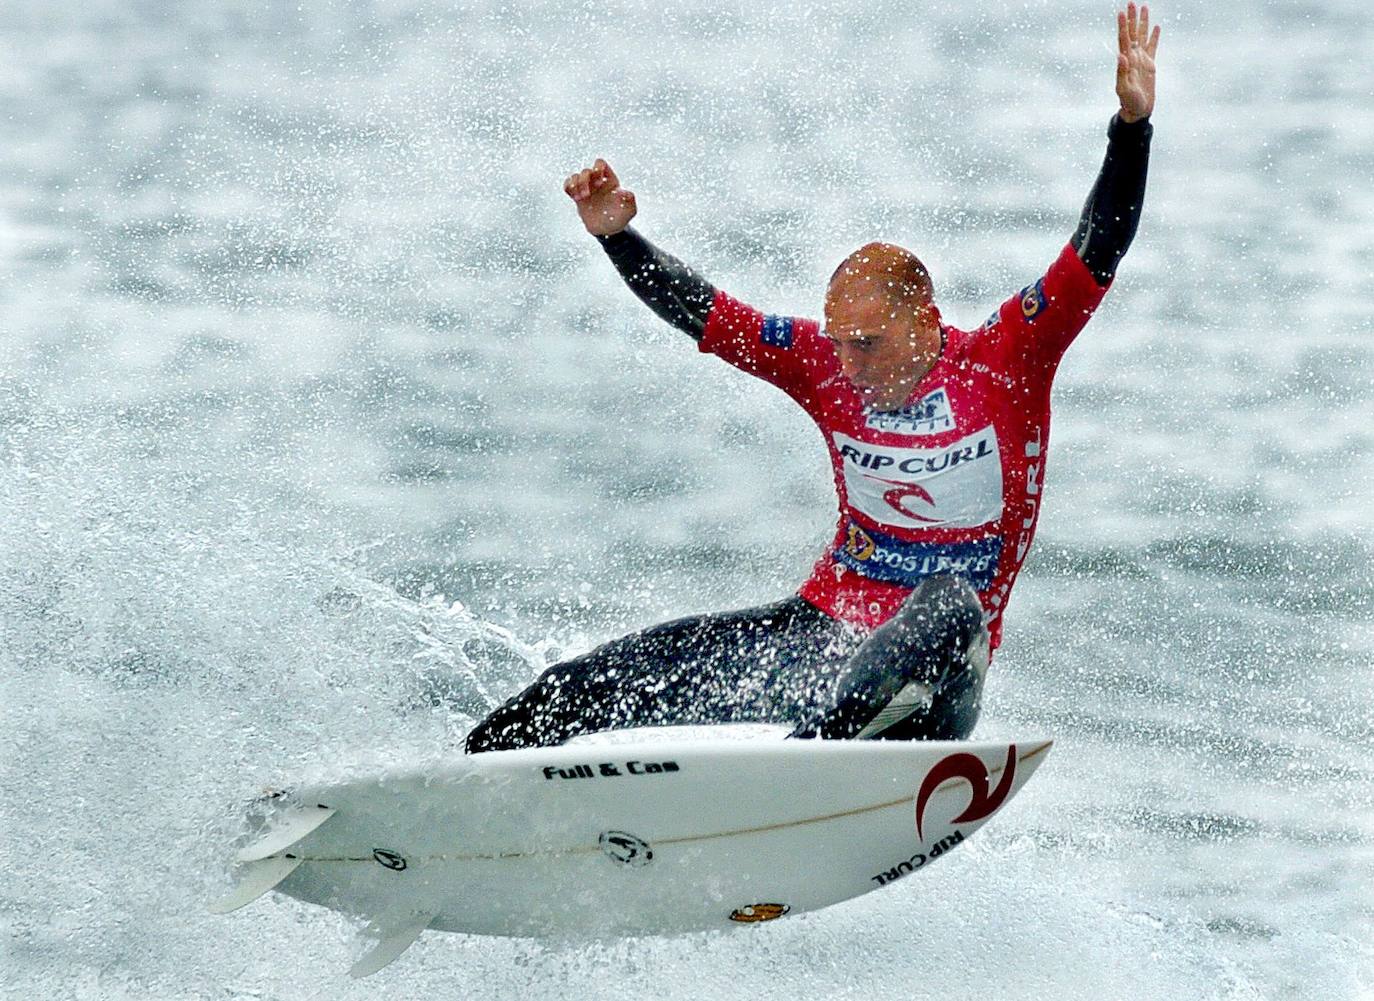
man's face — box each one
[823,282,939,412]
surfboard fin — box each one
[349,911,435,979]
[236,804,336,863]
[854,680,935,739]
[208,855,304,914]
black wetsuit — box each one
[464,114,1152,754]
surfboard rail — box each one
[210,736,1051,976]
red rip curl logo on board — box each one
[915,745,1017,841]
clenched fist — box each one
[564,158,637,237]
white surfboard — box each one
[213,731,1050,976]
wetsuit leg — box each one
[789,575,989,742]
[464,597,848,754]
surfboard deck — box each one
[213,732,1051,975]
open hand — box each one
[1116,2,1160,123]
[563,159,637,237]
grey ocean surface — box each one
[1,0,1371,998]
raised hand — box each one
[1116,2,1161,123]
[563,158,637,237]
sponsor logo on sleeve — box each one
[1019,279,1048,321]
[863,387,956,435]
[832,427,1003,529]
[760,314,794,349]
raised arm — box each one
[564,159,716,341]
[1072,2,1160,286]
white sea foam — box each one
[1,0,1371,998]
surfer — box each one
[465,4,1160,754]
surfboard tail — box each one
[209,802,337,916]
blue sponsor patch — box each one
[835,521,1002,590]
[761,314,794,349]
[1019,278,1048,321]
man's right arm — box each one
[599,226,824,400]
[564,159,717,340]
[565,157,831,402]
[596,227,716,341]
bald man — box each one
[465,5,1160,754]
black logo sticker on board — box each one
[542,760,681,781]
[372,848,408,871]
[599,831,653,867]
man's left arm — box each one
[995,3,1160,366]
[1073,2,1159,286]
[1072,113,1152,287]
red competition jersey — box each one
[699,242,1109,649]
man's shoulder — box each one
[937,311,1043,388]
[699,293,836,397]
[704,292,820,342]
[754,311,824,350]
[941,315,1004,363]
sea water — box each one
[1,1,1370,998]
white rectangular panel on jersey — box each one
[831,427,1004,530]
[862,387,956,435]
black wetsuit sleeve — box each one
[1071,114,1153,286]
[596,227,717,341]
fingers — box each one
[562,160,619,201]
[563,167,596,201]
[594,157,620,190]
[1118,4,1158,59]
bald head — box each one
[828,242,934,312]
[822,242,943,412]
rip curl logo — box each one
[865,474,940,522]
[871,830,965,886]
[915,745,1017,840]
[833,428,1003,530]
